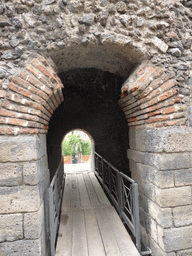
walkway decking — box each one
[55,171,140,256]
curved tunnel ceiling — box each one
[50,43,141,78]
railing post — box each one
[101,157,104,187]
[118,173,123,218]
[94,153,97,173]
[109,166,112,193]
[132,182,141,253]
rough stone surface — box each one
[0,239,41,256]
[148,201,172,228]
[0,214,23,242]
[0,135,46,162]
[177,249,192,256]
[144,152,191,171]
[175,169,192,186]
[0,0,191,255]
[0,186,40,213]
[23,161,38,185]
[173,205,192,227]
[0,163,22,186]
[130,128,192,153]
[158,226,192,252]
[152,37,169,53]
[24,204,43,239]
[156,186,191,207]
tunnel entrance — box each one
[62,129,94,173]
[47,68,132,181]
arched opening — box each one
[46,67,133,181]
[62,129,95,173]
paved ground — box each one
[64,163,91,173]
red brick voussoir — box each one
[119,64,185,129]
[0,54,64,135]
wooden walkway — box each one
[55,171,140,256]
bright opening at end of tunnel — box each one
[62,129,94,173]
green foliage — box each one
[81,141,91,155]
[62,131,91,156]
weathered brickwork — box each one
[0,54,64,135]
[0,0,192,255]
[119,63,186,129]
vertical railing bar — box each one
[118,173,123,218]
[132,182,141,253]
[49,186,55,256]
[101,157,104,187]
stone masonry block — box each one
[175,169,192,186]
[130,128,192,153]
[145,128,192,153]
[24,203,44,239]
[0,238,41,256]
[158,225,192,252]
[142,179,156,202]
[0,135,46,162]
[173,205,192,227]
[156,186,191,207]
[129,129,146,151]
[148,168,174,189]
[148,217,158,243]
[0,186,40,214]
[23,161,38,185]
[0,213,23,242]
[177,249,192,256]
[0,163,22,186]
[144,152,190,170]
[137,163,174,188]
[132,171,156,201]
[148,200,172,228]
[127,149,144,163]
[149,232,176,256]
[23,156,49,187]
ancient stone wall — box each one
[0,0,192,255]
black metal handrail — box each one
[94,151,141,253]
[48,159,65,256]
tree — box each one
[62,131,82,156]
[62,131,91,156]
[81,141,91,155]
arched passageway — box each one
[47,68,131,180]
[62,129,94,172]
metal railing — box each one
[48,159,65,256]
[94,152,141,253]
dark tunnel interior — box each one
[46,68,131,181]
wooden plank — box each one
[61,174,72,212]
[72,210,88,256]
[89,172,111,207]
[105,207,140,256]
[55,210,73,256]
[95,206,122,256]
[83,172,101,207]
[77,173,92,209]
[84,208,106,256]
[70,174,81,210]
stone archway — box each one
[0,49,191,256]
[62,128,95,172]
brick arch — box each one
[0,54,64,135]
[119,63,185,129]
[0,55,186,135]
